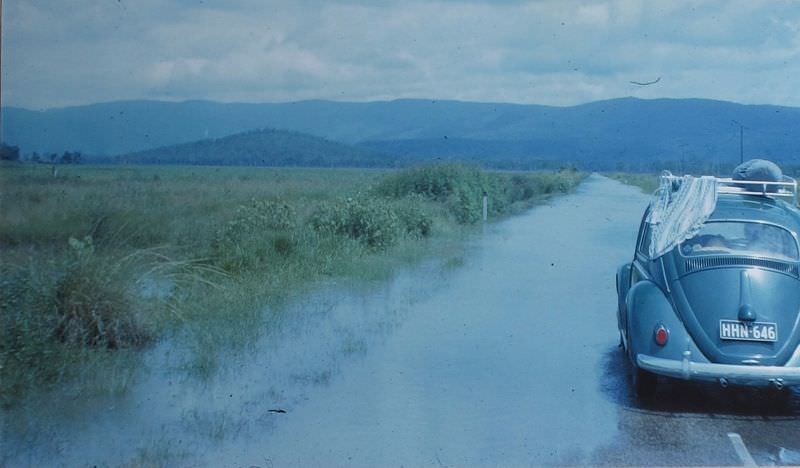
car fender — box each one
[625,280,707,366]
[616,263,632,334]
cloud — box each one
[2,0,800,108]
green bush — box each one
[311,196,401,250]
[374,164,585,224]
[374,164,489,224]
[394,195,434,238]
[211,199,297,271]
[375,163,483,200]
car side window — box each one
[635,210,651,259]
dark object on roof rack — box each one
[733,159,783,193]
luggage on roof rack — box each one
[659,173,798,204]
[716,176,797,202]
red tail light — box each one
[654,325,669,346]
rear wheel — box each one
[632,367,657,399]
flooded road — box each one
[207,173,639,467]
[5,175,800,467]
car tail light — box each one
[654,324,669,346]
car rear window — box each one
[680,221,799,262]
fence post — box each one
[482,191,488,222]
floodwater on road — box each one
[4,175,799,467]
[206,173,644,467]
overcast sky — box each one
[2,0,800,109]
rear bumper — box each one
[637,352,800,388]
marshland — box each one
[0,162,584,410]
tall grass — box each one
[0,163,584,405]
[605,172,659,195]
[375,164,584,222]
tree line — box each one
[0,143,82,164]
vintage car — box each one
[616,169,800,398]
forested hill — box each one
[3,97,800,170]
[118,128,392,167]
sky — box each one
[2,0,800,109]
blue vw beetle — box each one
[616,162,800,398]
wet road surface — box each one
[4,175,799,467]
[208,174,800,467]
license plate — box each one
[719,320,778,342]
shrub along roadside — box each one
[375,164,585,223]
[0,164,585,406]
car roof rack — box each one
[660,173,798,204]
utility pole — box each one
[731,120,745,165]
[739,125,743,165]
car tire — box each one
[633,367,657,399]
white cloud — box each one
[575,4,611,27]
[2,0,800,108]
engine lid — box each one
[671,266,800,365]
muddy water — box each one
[11,175,795,467]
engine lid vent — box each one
[684,256,799,276]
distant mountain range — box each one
[2,97,800,170]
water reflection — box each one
[2,250,464,466]
[594,346,800,466]
[599,346,800,418]
[202,175,645,467]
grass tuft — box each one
[311,196,402,250]
[54,236,150,348]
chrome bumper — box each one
[637,352,800,388]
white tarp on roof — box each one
[647,173,718,258]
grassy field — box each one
[0,163,585,407]
[604,172,659,195]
